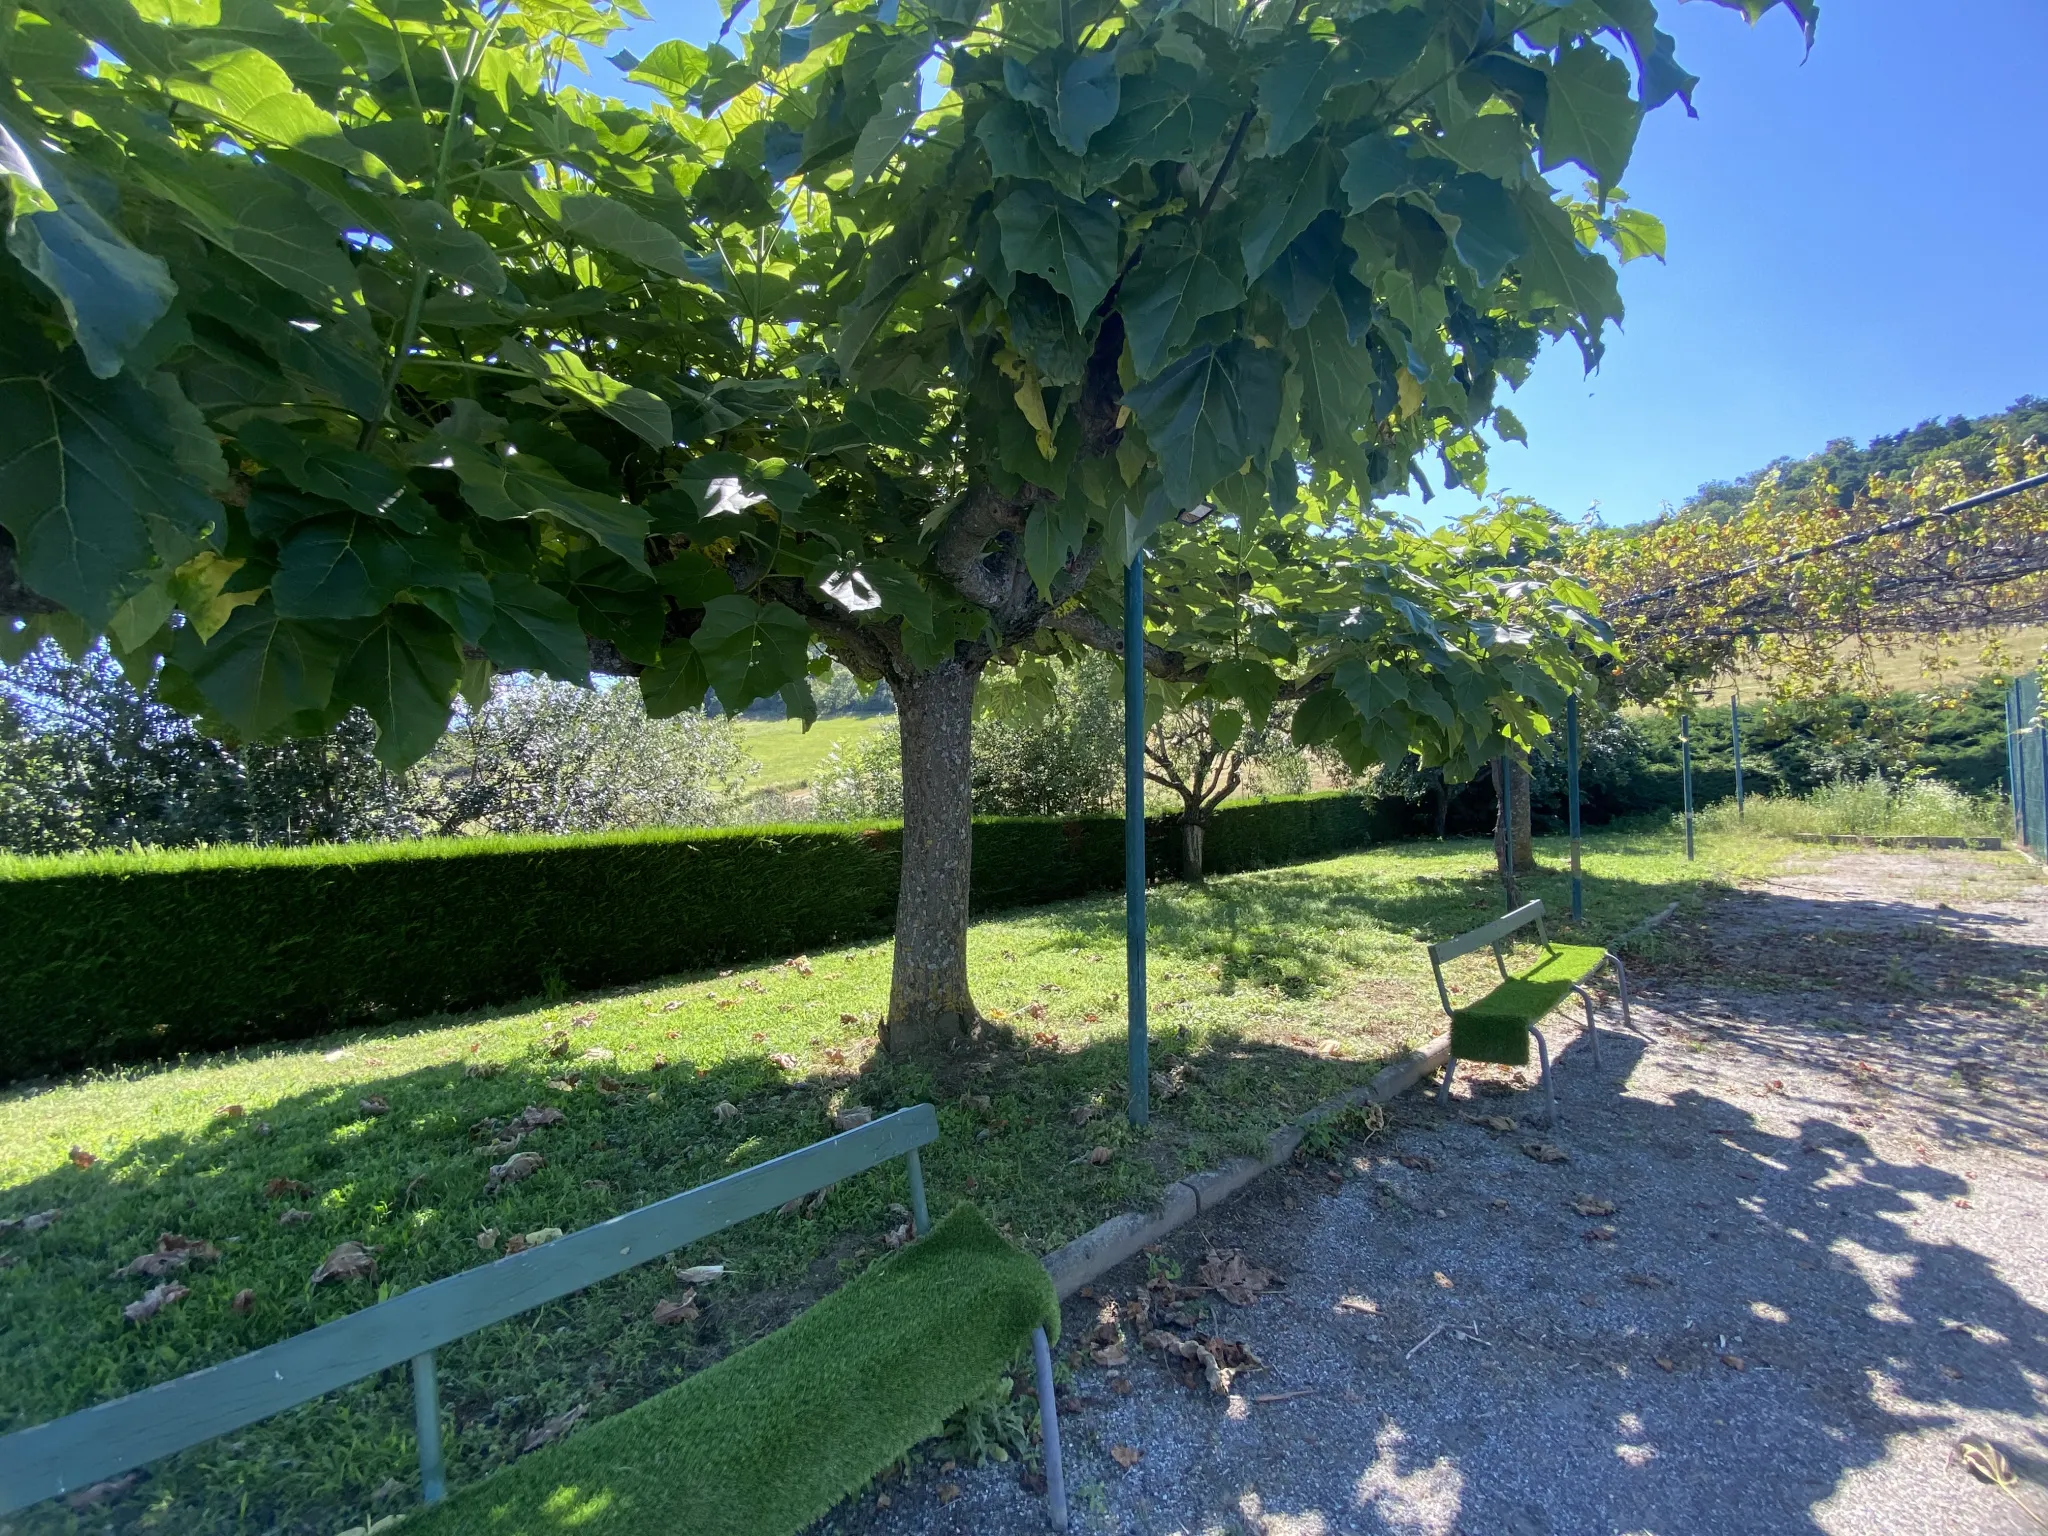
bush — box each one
[1693,778,2008,839]
[0,791,1392,1080]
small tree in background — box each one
[1144,693,1309,879]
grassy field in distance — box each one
[733,714,890,795]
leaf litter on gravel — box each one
[1195,1248,1279,1305]
[1522,1142,1569,1163]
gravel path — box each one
[827,851,2048,1536]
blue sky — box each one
[603,0,2048,526]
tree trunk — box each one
[880,657,981,1058]
[1430,770,1450,839]
[1181,817,1205,881]
[1511,760,1535,872]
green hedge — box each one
[0,791,1388,1081]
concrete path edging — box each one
[1040,1033,1451,1298]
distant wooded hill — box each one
[1680,396,2048,522]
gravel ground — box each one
[824,851,2048,1536]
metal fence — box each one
[2008,675,2046,858]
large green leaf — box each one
[1,126,175,379]
[1256,38,1345,159]
[1120,221,1243,379]
[1238,139,1338,278]
[500,344,674,449]
[478,573,589,683]
[1340,132,1429,212]
[690,592,812,713]
[440,441,651,569]
[1047,49,1120,156]
[1590,0,1700,111]
[167,47,391,182]
[378,198,505,295]
[0,337,217,627]
[1430,173,1528,286]
[1084,59,1233,173]
[639,643,710,718]
[1022,496,1089,599]
[128,143,362,316]
[541,191,698,281]
[1539,43,1643,188]
[170,597,345,738]
[334,605,461,767]
[1516,191,1623,327]
[1123,339,1284,508]
[851,79,921,188]
[1292,303,1377,486]
[995,182,1120,319]
[271,515,412,619]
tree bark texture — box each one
[880,657,982,1058]
[1511,761,1534,872]
[1491,759,1520,906]
[1181,819,1205,882]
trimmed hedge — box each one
[0,790,1393,1081]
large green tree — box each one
[0,0,1814,1052]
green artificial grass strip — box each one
[403,1204,1058,1536]
[1449,977,1577,1065]
[1517,943,1609,989]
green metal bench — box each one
[0,1105,1069,1534]
[1428,898,1631,1127]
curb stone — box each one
[1039,1033,1451,1298]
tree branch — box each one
[0,532,62,620]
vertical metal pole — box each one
[1567,695,1583,923]
[1032,1325,1068,1532]
[1681,713,1695,862]
[1731,693,1744,819]
[905,1147,929,1237]
[1124,554,1148,1128]
[412,1351,446,1505]
[2007,683,2022,845]
[1497,753,1517,906]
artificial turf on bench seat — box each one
[404,1203,1058,1536]
[1449,943,1610,1066]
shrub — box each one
[1693,778,2008,839]
[0,792,1393,1080]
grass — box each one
[403,1204,1055,1536]
[1693,777,2009,840]
[733,716,889,795]
[0,828,1787,1536]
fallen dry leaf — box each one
[1071,1104,1102,1127]
[1078,1146,1114,1166]
[1522,1142,1570,1164]
[69,1145,97,1169]
[1432,1270,1454,1289]
[714,1101,741,1123]
[1721,1354,1747,1371]
[778,1197,804,1217]
[1196,1248,1277,1306]
[652,1291,700,1326]
[544,1078,578,1093]
[937,1482,961,1504]
[232,1288,255,1315]
[265,1177,314,1200]
[571,1011,597,1027]
[1584,1225,1618,1242]
[508,1105,565,1134]
[310,1242,377,1286]
[1656,1356,1676,1372]
[520,1404,587,1453]
[1253,1389,1316,1404]
[832,1106,874,1131]
[113,1233,222,1278]
[1092,1342,1128,1367]
[840,1013,859,1025]
[1335,1295,1379,1315]
[1625,1272,1667,1289]
[63,1472,142,1510]
[521,1227,564,1248]
[277,1208,312,1226]
[463,1060,505,1080]
[215,1104,245,1119]
[595,1076,623,1095]
[662,999,683,1012]
[1569,1195,1616,1217]
[487,1151,545,1195]
[358,1097,390,1117]
[1143,1330,1263,1393]
[675,1264,725,1285]
[1109,1445,1143,1470]
[477,1228,499,1251]
[580,1047,614,1062]
[1397,1154,1436,1173]
[823,1048,847,1066]
[2,1208,60,1235]
[805,1188,830,1216]
[123,1281,190,1323]
[1083,1012,1101,1023]
[544,1032,571,1059]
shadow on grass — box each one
[0,1016,1413,1536]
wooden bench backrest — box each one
[0,1104,940,1517]
[1425,900,1549,1016]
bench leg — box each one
[1436,1056,1457,1106]
[1031,1325,1067,1532]
[412,1350,446,1505]
[1575,986,1604,1070]
[1611,954,1635,1035]
[1529,1026,1557,1129]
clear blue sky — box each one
[603,1,2048,526]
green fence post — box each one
[1124,554,1148,1129]
[412,1351,445,1505]
[1567,695,1583,922]
[1681,713,1695,862]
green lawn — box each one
[0,827,1788,1536]
[733,715,889,794]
